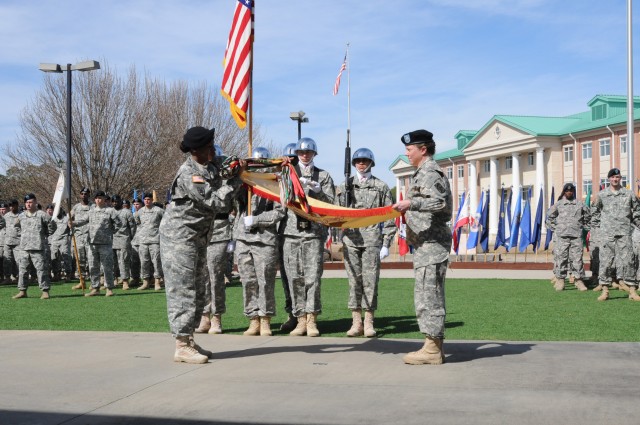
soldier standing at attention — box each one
[336,148,396,338]
[136,193,164,290]
[392,129,452,365]
[590,167,640,301]
[48,206,71,282]
[0,202,6,284]
[112,195,137,290]
[281,138,335,337]
[85,191,119,297]
[12,194,56,299]
[70,188,92,288]
[545,183,590,292]
[160,126,243,364]
[130,198,142,287]
[3,199,21,284]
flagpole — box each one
[247,0,255,214]
[343,43,352,207]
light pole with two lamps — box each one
[289,110,309,140]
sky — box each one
[1,0,639,187]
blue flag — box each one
[531,187,544,252]
[494,188,506,250]
[544,186,555,250]
[518,188,532,252]
[507,187,522,252]
[466,191,484,250]
[479,190,490,252]
[506,188,513,230]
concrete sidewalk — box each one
[1,330,637,425]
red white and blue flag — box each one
[333,52,347,96]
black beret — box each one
[94,190,107,199]
[182,126,215,150]
[607,168,621,178]
[401,129,434,146]
[9,199,19,205]
[24,193,37,201]
[122,199,131,206]
[111,194,121,202]
[143,193,153,199]
[562,183,576,192]
[46,204,54,210]
[133,198,142,203]
[80,187,90,194]
[0,202,7,208]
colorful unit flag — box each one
[396,192,409,256]
[51,170,68,218]
[518,188,532,252]
[494,187,506,250]
[479,190,490,252]
[221,0,253,129]
[452,192,468,253]
[506,187,521,252]
[466,191,484,250]
[544,187,555,250]
[531,187,544,252]
[333,52,347,96]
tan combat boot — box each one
[12,290,27,299]
[280,314,297,332]
[553,277,565,291]
[364,310,376,338]
[289,315,307,336]
[243,317,260,336]
[628,287,640,301]
[154,278,162,291]
[40,290,50,300]
[122,279,130,290]
[306,313,320,337]
[574,279,588,292]
[403,336,444,365]
[592,284,603,292]
[189,335,213,359]
[174,336,208,364]
[346,309,364,337]
[85,288,100,297]
[195,315,211,333]
[597,285,609,302]
[260,316,272,336]
[617,280,630,293]
[138,278,150,290]
[72,283,83,290]
[105,288,114,297]
[209,315,223,334]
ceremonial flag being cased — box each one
[51,170,68,218]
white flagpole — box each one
[627,0,635,185]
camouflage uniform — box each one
[0,214,5,281]
[545,198,590,280]
[161,156,240,337]
[3,210,21,280]
[87,206,119,289]
[113,207,136,281]
[70,202,92,278]
[131,219,141,282]
[336,175,396,311]
[135,205,164,279]
[405,157,452,339]
[205,210,233,317]
[16,210,56,292]
[50,214,71,279]
[590,187,640,285]
[235,190,285,318]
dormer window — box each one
[591,104,607,120]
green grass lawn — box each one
[1,278,638,342]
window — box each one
[600,178,609,189]
[527,152,534,166]
[621,135,628,154]
[592,104,607,120]
[521,186,532,203]
[505,156,512,170]
[458,193,465,206]
[582,143,592,160]
[583,179,592,195]
[483,160,490,173]
[457,165,464,178]
[599,139,610,157]
[563,146,573,162]
[622,175,629,189]
[447,167,453,179]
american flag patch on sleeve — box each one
[192,175,205,183]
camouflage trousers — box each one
[51,242,72,277]
[139,243,163,279]
[17,249,50,291]
[113,245,131,280]
[131,244,141,280]
[343,244,380,311]
[282,237,324,317]
[88,243,114,289]
[552,236,585,279]
[3,244,19,278]
[204,241,230,315]
[590,246,599,279]
[414,260,448,339]
[74,235,89,279]
[278,240,292,313]
[599,234,635,285]
[237,240,277,317]
[161,238,208,337]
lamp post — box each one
[289,110,309,140]
[38,60,100,214]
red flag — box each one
[325,233,332,250]
[221,0,253,129]
[333,52,347,96]
[396,192,409,256]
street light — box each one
[38,60,100,213]
[289,110,309,140]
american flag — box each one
[332,53,347,96]
[221,0,253,129]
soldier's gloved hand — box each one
[306,180,321,193]
[243,215,254,230]
[379,246,389,260]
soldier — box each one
[0,202,6,284]
[3,199,21,284]
[49,206,71,282]
[12,193,56,299]
[392,129,452,365]
[336,148,396,337]
[235,147,286,336]
[112,195,136,290]
[85,191,119,297]
[70,187,92,288]
[590,167,640,301]
[545,183,590,291]
[280,137,335,337]
[160,126,243,364]
[135,193,164,290]
[130,198,142,287]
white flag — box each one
[52,171,68,218]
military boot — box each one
[628,287,640,301]
[85,288,100,297]
[100,276,106,289]
[346,309,364,337]
[138,278,150,290]
[174,336,208,364]
[279,314,297,332]
[209,314,223,334]
[574,279,588,292]
[40,290,50,300]
[553,277,565,291]
[105,288,114,297]
[243,317,260,336]
[289,315,307,336]
[195,315,211,333]
[72,283,84,290]
[597,285,609,302]
[260,316,272,336]
[189,335,213,359]
[154,278,162,291]
[306,313,320,337]
[617,280,630,293]
[121,279,130,290]
[403,336,444,365]
[592,284,603,292]
[12,290,27,299]
[364,310,377,338]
